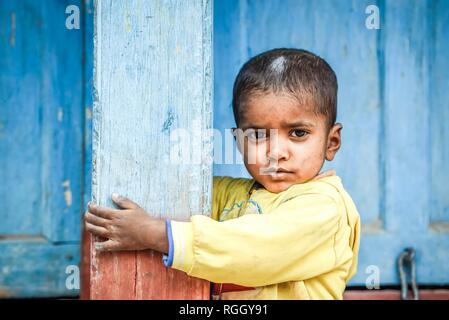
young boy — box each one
[85,48,361,300]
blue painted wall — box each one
[214,0,449,286]
[0,0,448,297]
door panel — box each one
[0,0,87,297]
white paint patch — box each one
[270,56,286,74]
[62,180,72,207]
[86,107,92,119]
[58,108,64,122]
[9,12,16,47]
[125,12,132,33]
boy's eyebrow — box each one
[240,120,315,130]
[281,120,316,128]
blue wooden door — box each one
[214,0,449,286]
[2,0,447,297]
[0,0,92,297]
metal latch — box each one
[398,247,419,300]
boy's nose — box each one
[267,142,289,162]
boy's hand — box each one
[84,193,168,254]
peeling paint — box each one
[91,0,213,299]
[361,218,383,234]
[430,222,449,233]
[125,12,132,33]
[0,121,4,139]
[57,108,64,122]
[62,180,72,207]
[161,109,175,133]
[9,12,16,47]
[86,107,92,119]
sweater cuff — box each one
[162,219,174,267]
[170,220,195,273]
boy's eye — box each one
[246,129,267,141]
[291,129,307,138]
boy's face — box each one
[235,91,342,193]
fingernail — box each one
[112,192,119,200]
[95,243,103,250]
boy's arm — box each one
[84,175,246,255]
[162,175,251,266]
[164,193,346,287]
[84,179,346,287]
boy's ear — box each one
[325,123,342,161]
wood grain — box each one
[89,0,212,299]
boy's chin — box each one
[259,180,295,194]
[258,175,313,193]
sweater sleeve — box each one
[162,219,174,267]
[169,193,343,287]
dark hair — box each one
[232,48,338,128]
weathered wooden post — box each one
[86,0,212,299]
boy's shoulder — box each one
[286,176,360,232]
[283,175,348,204]
[212,175,352,207]
[213,175,256,194]
[212,175,347,199]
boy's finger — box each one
[85,222,110,238]
[84,211,109,228]
[88,202,119,219]
[111,193,139,210]
[95,240,120,252]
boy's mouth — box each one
[261,166,293,176]
[274,167,292,173]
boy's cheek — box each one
[244,163,260,179]
[243,144,270,166]
[245,164,271,181]
[294,153,326,179]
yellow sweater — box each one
[168,175,361,299]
